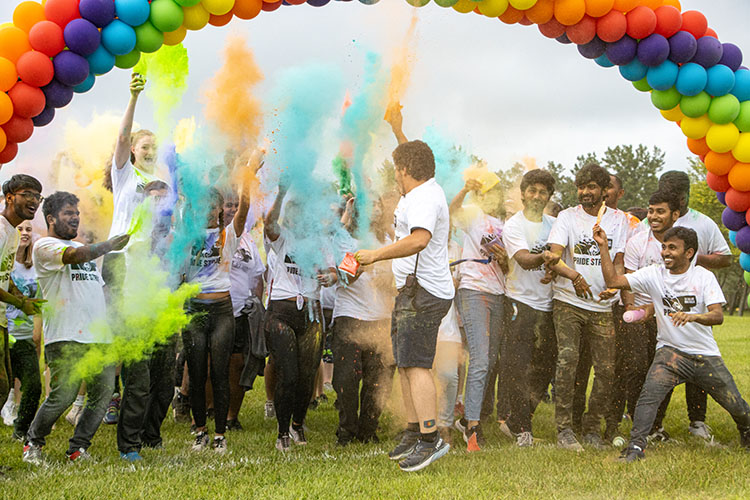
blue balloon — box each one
[675,63,707,97]
[731,69,750,102]
[730,230,738,246]
[620,59,648,82]
[74,73,96,93]
[595,54,615,68]
[114,0,150,27]
[647,60,679,91]
[87,45,115,75]
[706,64,736,97]
[102,20,137,56]
[741,252,750,272]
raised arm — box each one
[385,105,408,145]
[233,147,265,236]
[449,179,482,216]
[114,74,145,169]
[62,234,130,266]
[592,225,631,291]
[264,184,288,243]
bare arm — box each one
[513,249,546,271]
[385,106,408,145]
[696,253,732,270]
[62,235,130,266]
[449,180,482,216]
[114,74,145,169]
[264,185,288,243]
[672,303,723,327]
[593,225,631,291]
[233,147,265,236]
[355,229,431,265]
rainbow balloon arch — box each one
[2,0,750,278]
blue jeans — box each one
[457,289,504,422]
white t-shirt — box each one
[392,179,454,300]
[34,238,109,345]
[624,229,664,306]
[437,301,461,344]
[0,216,19,328]
[547,205,629,312]
[7,264,38,340]
[185,224,239,294]
[675,208,731,257]
[108,157,160,243]
[626,264,726,356]
[625,212,646,240]
[267,232,320,303]
[229,232,265,317]
[456,212,505,295]
[503,211,556,312]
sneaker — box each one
[618,445,645,463]
[212,436,227,454]
[264,400,275,420]
[66,447,93,463]
[398,437,450,472]
[289,425,307,445]
[516,431,534,448]
[388,429,419,461]
[120,451,143,462]
[498,420,515,440]
[583,433,607,450]
[190,424,198,435]
[102,394,120,425]
[22,443,45,466]
[648,427,671,443]
[453,418,466,435]
[65,404,84,427]
[11,429,25,442]
[1,398,16,426]
[173,392,191,423]
[557,428,584,452]
[191,431,210,452]
[689,421,714,441]
[461,424,485,452]
[611,434,627,448]
[276,433,291,452]
[226,419,244,431]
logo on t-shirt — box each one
[70,261,100,282]
[284,254,301,276]
[231,248,254,271]
[662,289,697,314]
[573,235,612,266]
[529,241,548,271]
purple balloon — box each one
[637,34,670,67]
[736,226,750,253]
[307,0,331,5]
[53,52,90,87]
[722,207,748,231]
[606,35,637,65]
[717,191,727,206]
[669,31,698,64]
[32,106,55,127]
[719,43,743,72]
[79,0,116,28]
[556,33,572,45]
[578,37,607,60]
[64,19,101,57]
[692,36,724,68]
[42,79,74,108]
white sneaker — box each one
[516,431,533,447]
[689,421,714,442]
[2,399,17,426]
[192,432,210,452]
[264,400,275,420]
[212,436,227,454]
[66,404,84,426]
[289,425,307,445]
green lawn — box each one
[2,317,750,499]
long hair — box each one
[103,129,155,192]
[17,234,35,269]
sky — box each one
[1,1,750,186]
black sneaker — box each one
[619,445,645,463]
[398,437,450,472]
[290,425,307,445]
[388,429,419,461]
[741,429,750,449]
[226,419,244,431]
[647,427,671,443]
[11,429,25,442]
[357,434,379,444]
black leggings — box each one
[182,297,234,434]
[266,300,324,436]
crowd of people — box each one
[1,74,749,474]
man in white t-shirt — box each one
[500,169,557,448]
[356,134,453,472]
[594,225,750,462]
[544,163,629,451]
[23,192,130,466]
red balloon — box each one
[654,5,682,38]
[539,18,567,38]
[44,0,81,28]
[286,0,306,4]
[209,13,233,27]
[29,21,66,57]
[567,15,597,44]
[681,10,708,39]
[7,82,45,119]
[0,142,18,164]
[596,10,627,43]
[626,6,657,40]
[16,51,54,87]
[261,1,281,12]
[2,114,33,143]
[705,28,718,39]
[707,172,731,193]
[519,16,533,26]
[725,188,750,213]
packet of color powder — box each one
[338,252,360,278]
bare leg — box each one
[404,367,438,433]
[398,368,418,424]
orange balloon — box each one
[704,151,737,176]
[0,27,32,64]
[0,58,18,93]
[585,0,614,18]
[728,163,750,192]
[0,93,13,126]
[13,2,46,33]
[526,0,554,24]
[233,0,262,19]
[0,129,7,154]
[640,0,664,9]
[612,0,638,12]
[209,12,233,26]
[163,26,187,46]
[687,137,709,156]
[662,0,681,10]
[554,0,586,26]
[499,6,524,24]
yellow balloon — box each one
[509,0,537,8]
[661,106,684,123]
[478,0,509,16]
[183,4,210,30]
[706,123,740,154]
[732,133,750,164]
[680,115,712,140]
[163,26,187,46]
[201,0,235,16]
[453,0,477,14]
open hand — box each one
[109,234,131,252]
[130,73,145,98]
[671,311,694,327]
[21,298,46,316]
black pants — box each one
[331,317,394,442]
[529,311,557,413]
[182,297,235,434]
[629,346,750,450]
[9,339,41,436]
[142,336,177,448]
[266,300,323,436]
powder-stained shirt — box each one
[0,216,20,329]
[456,212,505,296]
[108,156,160,249]
[230,232,265,317]
[6,264,39,340]
[186,224,239,294]
[624,229,664,306]
[34,237,109,345]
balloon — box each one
[12,2,47,34]
[74,73,95,93]
[717,191,727,206]
[707,172,731,193]
[692,36,723,69]
[0,92,13,125]
[183,4,210,30]
[28,21,66,57]
[661,105,684,122]
[134,22,164,54]
[308,0,331,6]
[681,10,707,39]
[79,0,117,28]
[0,26,32,64]
[42,78,74,108]
[0,58,19,93]
[175,0,202,5]
[705,64,735,97]
[584,0,613,18]
[114,49,141,69]
[679,92,711,118]
[632,77,652,92]
[745,270,750,286]
[2,115,33,143]
[53,51,90,87]
[719,44,743,72]
[87,45,115,75]
[554,0,585,26]
[733,133,750,163]
[619,58,648,82]
[606,35,637,65]
[64,18,102,57]
[539,19,566,38]
[706,123,740,153]
[526,0,554,25]
[742,252,750,272]
[0,142,19,164]
[151,0,186,32]
[596,10,627,43]
[668,31,697,64]
[731,69,750,102]
[7,82,45,118]
[680,114,712,139]
[626,6,657,40]
[705,152,736,176]
[653,5,681,38]
[452,0,476,13]
[102,20,138,56]
[729,230,737,246]
[44,0,81,28]
[726,189,750,213]
[163,26,187,45]
[735,101,750,133]
[208,12,233,26]
[31,105,54,126]
[202,0,236,16]
[708,94,741,125]
[16,51,54,87]
[736,227,750,254]
[499,6,524,24]
[578,37,606,59]
[651,87,681,110]
[686,137,709,156]
[566,15,596,45]
[115,0,152,27]
[729,163,750,192]
[595,54,614,68]
[722,207,747,231]
[637,34,670,67]
[675,63,707,97]
[233,0,263,19]
[647,60,679,91]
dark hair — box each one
[520,169,556,196]
[627,207,648,221]
[392,140,435,181]
[208,187,225,231]
[610,174,623,191]
[42,191,79,228]
[3,174,42,197]
[663,226,699,261]
[575,163,611,190]
[144,180,169,195]
[658,170,691,197]
[649,189,681,213]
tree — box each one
[598,145,665,211]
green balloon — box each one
[150,0,184,33]
[115,49,141,69]
[708,94,741,125]
[434,0,458,5]
[745,271,750,287]
[680,92,712,118]
[175,0,201,6]
[135,21,164,54]
[651,87,681,110]
[735,101,750,133]
[633,78,652,93]
[405,0,430,5]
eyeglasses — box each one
[15,192,44,203]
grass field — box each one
[2,317,750,499]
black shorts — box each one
[233,315,249,354]
[391,285,452,369]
